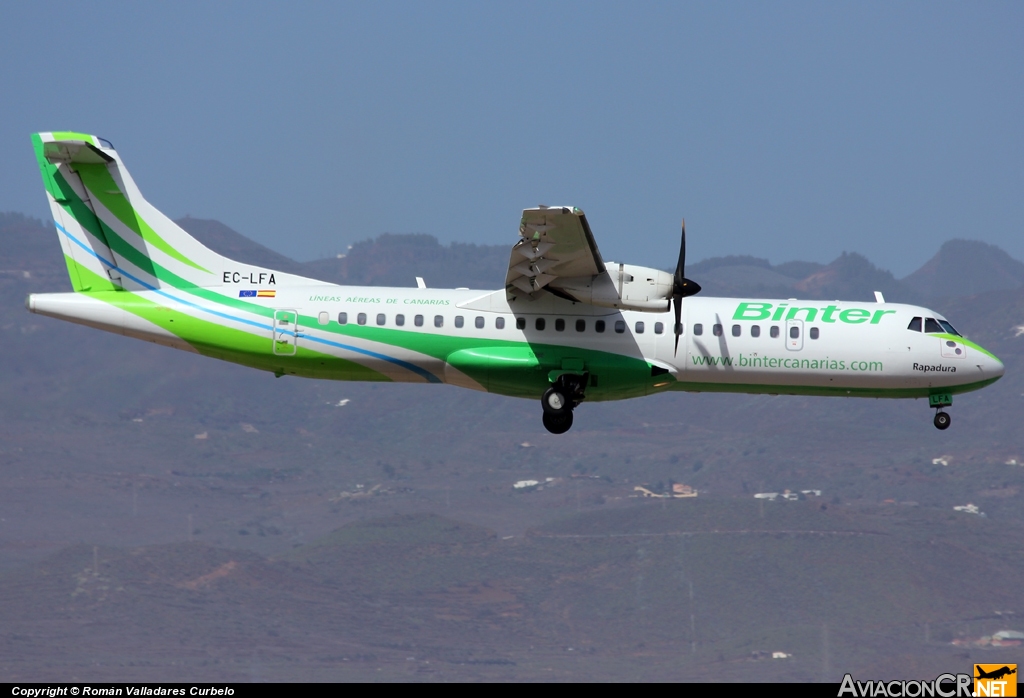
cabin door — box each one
[273,309,299,355]
[785,319,804,351]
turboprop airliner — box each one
[25,132,1004,433]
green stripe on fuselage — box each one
[71,263,389,382]
[314,322,664,400]
[669,376,1000,399]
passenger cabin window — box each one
[635,321,645,334]
[751,325,760,338]
[938,320,961,336]
[907,317,922,332]
[770,326,779,338]
[555,319,565,332]
[516,317,526,330]
[414,314,424,327]
[434,315,443,328]
[318,311,329,325]
[376,313,386,326]
[576,319,586,332]
[595,320,606,333]
[474,316,484,329]
[790,326,800,339]
[338,312,348,325]
[535,318,546,331]
[810,327,819,340]
[357,313,367,326]
[614,320,626,334]
[654,322,664,335]
[731,324,741,337]
[455,316,464,328]
[496,317,505,330]
[713,324,723,337]
[924,318,943,334]
[396,314,405,327]
[693,323,703,336]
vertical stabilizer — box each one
[32,132,228,293]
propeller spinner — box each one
[672,219,701,355]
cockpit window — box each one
[938,320,961,336]
[907,317,922,332]
[923,318,943,334]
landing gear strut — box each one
[541,373,587,434]
[933,410,951,430]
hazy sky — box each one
[2,2,1021,276]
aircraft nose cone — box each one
[979,346,1005,380]
[991,354,1005,379]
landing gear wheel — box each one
[541,374,585,434]
[934,411,951,430]
[543,410,573,434]
[542,387,570,415]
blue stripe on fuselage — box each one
[55,220,441,383]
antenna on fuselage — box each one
[672,219,702,356]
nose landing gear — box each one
[541,373,587,434]
[929,393,952,431]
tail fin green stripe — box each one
[52,167,161,284]
[32,134,116,292]
[73,163,209,273]
[48,132,97,146]
[51,166,276,318]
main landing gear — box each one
[541,374,587,434]
[542,410,573,434]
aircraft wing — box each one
[504,206,673,311]
[505,207,606,297]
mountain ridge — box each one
[903,239,1024,300]
[10,212,1021,302]
[170,215,1024,302]
[10,213,1022,303]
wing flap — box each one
[503,206,673,312]
[505,207,605,296]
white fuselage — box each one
[29,283,1005,399]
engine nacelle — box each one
[549,262,672,312]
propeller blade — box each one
[672,218,701,355]
[673,220,686,355]
[674,219,687,289]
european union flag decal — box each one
[239,290,257,298]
